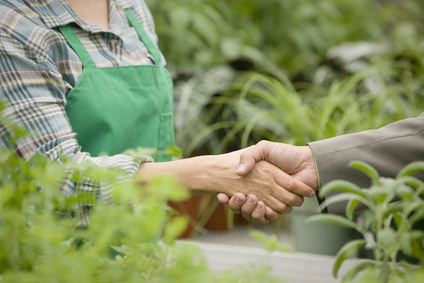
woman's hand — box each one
[138,148,316,223]
[217,141,319,225]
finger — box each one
[264,206,283,221]
[227,193,247,214]
[241,194,258,220]
[216,193,230,204]
[237,141,271,176]
[273,169,315,199]
[250,201,270,226]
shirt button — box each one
[109,40,118,48]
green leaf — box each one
[397,176,424,192]
[333,239,367,278]
[399,232,413,256]
[319,180,368,200]
[368,187,389,204]
[341,260,375,283]
[319,193,374,214]
[392,211,409,231]
[346,199,360,221]
[162,216,189,245]
[349,160,381,186]
[307,214,358,230]
[396,161,424,178]
[395,183,415,200]
[377,228,397,249]
[249,230,292,253]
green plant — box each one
[308,161,424,283]
[0,102,284,282]
[184,65,424,156]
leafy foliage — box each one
[309,161,424,282]
[0,102,283,282]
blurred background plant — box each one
[144,0,424,155]
[0,102,282,282]
[145,0,424,236]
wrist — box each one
[305,145,319,190]
[137,155,231,194]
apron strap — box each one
[125,9,162,66]
[57,9,162,68]
[57,25,97,69]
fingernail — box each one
[247,196,255,205]
[235,194,244,204]
[237,164,245,173]
[255,202,264,211]
[309,191,316,197]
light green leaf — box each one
[319,193,374,214]
[346,199,360,221]
[249,230,292,253]
[377,228,397,249]
[162,216,189,245]
[399,232,413,256]
[349,160,381,186]
[307,214,358,230]
[396,161,424,178]
[341,260,375,283]
[319,180,368,200]
[333,239,367,278]
[395,183,415,200]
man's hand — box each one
[237,141,318,189]
[217,141,319,225]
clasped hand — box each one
[217,141,319,225]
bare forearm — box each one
[138,153,240,195]
[139,149,315,215]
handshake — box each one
[216,140,319,226]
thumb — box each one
[237,143,268,176]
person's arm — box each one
[220,113,424,217]
[139,150,315,219]
[0,3,315,223]
[0,4,149,212]
[308,113,424,214]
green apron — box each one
[58,9,174,243]
[58,9,174,163]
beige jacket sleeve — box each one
[308,112,424,214]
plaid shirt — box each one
[0,0,163,216]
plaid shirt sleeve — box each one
[0,0,159,217]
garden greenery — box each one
[146,0,424,158]
[0,101,286,282]
[308,161,424,283]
